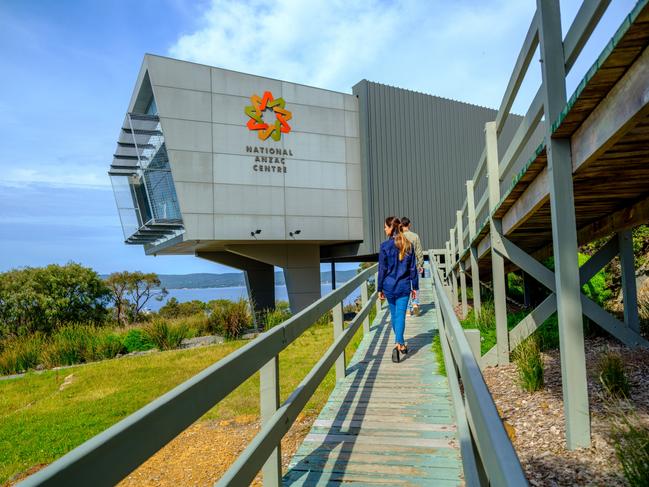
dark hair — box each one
[401,217,411,228]
[385,216,411,260]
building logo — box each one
[244,91,292,141]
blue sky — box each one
[0,0,637,275]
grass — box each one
[598,350,631,399]
[0,318,367,484]
[459,301,528,355]
[512,336,544,393]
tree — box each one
[0,263,110,337]
[106,271,168,323]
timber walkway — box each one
[284,277,463,486]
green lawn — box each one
[0,321,365,484]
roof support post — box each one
[486,120,509,365]
[467,180,481,317]
[538,0,590,449]
[618,230,640,333]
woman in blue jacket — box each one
[377,216,419,363]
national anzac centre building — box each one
[109,54,518,313]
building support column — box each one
[538,0,590,449]
[618,229,640,332]
[485,121,509,365]
[197,251,275,323]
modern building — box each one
[109,54,522,312]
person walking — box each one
[377,216,419,363]
[401,217,424,316]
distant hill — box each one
[101,269,359,289]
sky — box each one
[0,0,637,275]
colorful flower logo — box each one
[244,91,292,141]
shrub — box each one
[611,409,649,486]
[176,312,210,337]
[598,350,630,398]
[507,272,524,303]
[158,298,207,319]
[42,324,96,367]
[95,331,126,359]
[122,328,155,353]
[0,335,44,374]
[207,299,252,338]
[262,307,292,332]
[143,320,188,351]
[513,336,544,393]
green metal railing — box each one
[18,265,378,487]
[429,257,528,486]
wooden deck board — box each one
[283,278,464,486]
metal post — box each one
[486,121,509,365]
[538,0,590,449]
[457,211,468,319]
[618,230,640,332]
[333,302,345,380]
[467,180,481,317]
[361,280,370,334]
[260,357,281,486]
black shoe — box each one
[391,347,400,363]
[402,345,408,355]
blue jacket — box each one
[377,238,419,299]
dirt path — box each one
[118,413,315,487]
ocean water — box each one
[146,283,361,311]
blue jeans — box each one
[387,294,409,345]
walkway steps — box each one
[283,277,464,486]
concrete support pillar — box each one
[226,244,321,314]
[197,251,275,322]
[618,230,640,332]
[485,121,509,365]
[538,0,590,449]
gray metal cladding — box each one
[353,80,520,253]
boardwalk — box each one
[284,277,464,486]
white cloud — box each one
[168,0,536,105]
[1,167,111,189]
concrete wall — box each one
[139,55,362,244]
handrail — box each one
[495,11,539,134]
[19,264,379,487]
[430,258,528,486]
[563,0,611,73]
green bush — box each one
[262,307,292,332]
[157,298,207,319]
[143,320,188,351]
[507,273,524,303]
[207,299,252,338]
[122,328,155,353]
[0,335,44,374]
[598,350,630,398]
[95,332,126,359]
[513,336,544,393]
[611,410,649,486]
[545,253,612,306]
[42,324,97,367]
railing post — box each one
[361,280,370,334]
[486,120,509,365]
[375,271,382,315]
[450,228,459,307]
[537,0,590,449]
[467,180,482,317]
[333,302,346,380]
[445,241,451,280]
[457,210,468,319]
[618,230,640,332]
[260,357,281,486]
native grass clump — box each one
[598,349,631,399]
[512,336,544,393]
